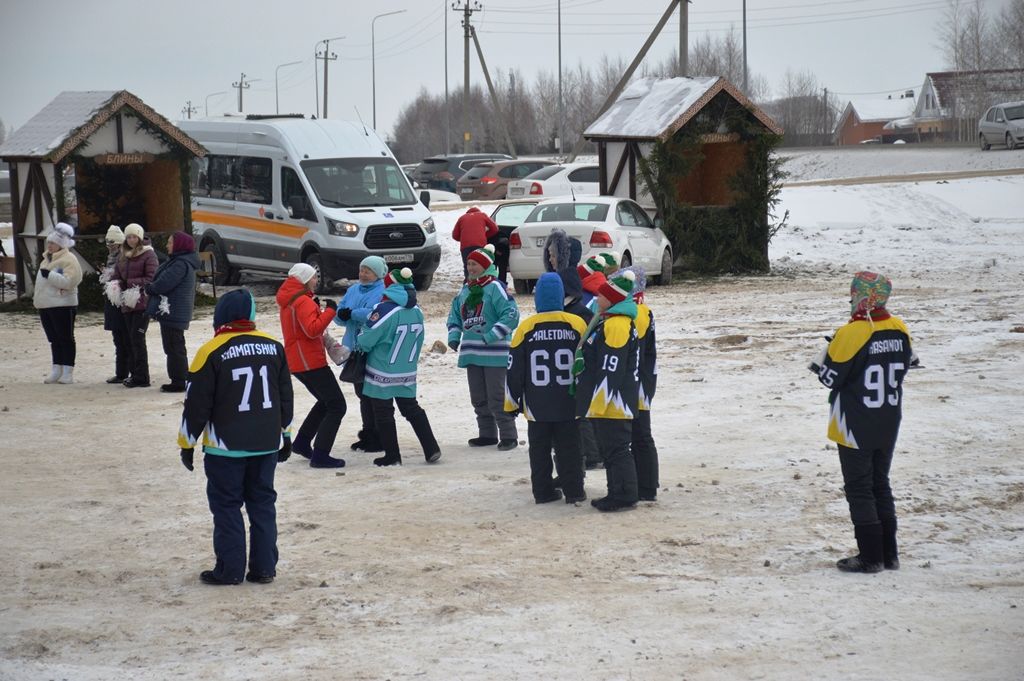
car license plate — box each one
[460,187,473,195]
[535,237,546,247]
[384,253,414,264]
[509,187,523,197]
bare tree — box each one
[0,118,6,147]
[992,0,1024,68]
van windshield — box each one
[301,157,416,208]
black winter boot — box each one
[590,496,636,512]
[468,437,499,447]
[373,453,402,467]
[310,448,345,468]
[351,430,384,453]
[837,524,885,573]
[881,518,900,570]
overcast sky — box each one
[1,0,1011,142]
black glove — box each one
[448,340,460,352]
[278,435,292,463]
[313,296,321,307]
[337,307,352,321]
[180,448,194,471]
[324,299,338,311]
[40,268,50,278]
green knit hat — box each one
[384,267,414,287]
[597,269,636,305]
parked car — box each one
[508,196,673,294]
[455,159,555,200]
[412,153,513,192]
[979,101,1024,150]
[506,163,600,199]
[486,199,541,283]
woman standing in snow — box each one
[145,231,199,393]
[100,225,131,384]
[33,222,82,384]
[334,255,386,453]
[111,223,159,388]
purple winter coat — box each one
[114,246,159,312]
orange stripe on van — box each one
[192,210,310,239]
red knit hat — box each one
[467,244,495,270]
[597,270,636,305]
[171,231,195,253]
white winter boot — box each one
[58,365,74,384]
[44,365,61,384]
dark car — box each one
[456,159,555,201]
[412,153,512,192]
[486,198,540,284]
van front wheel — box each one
[413,272,433,291]
[303,251,330,294]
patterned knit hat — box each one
[598,251,620,271]
[597,270,636,305]
[611,265,647,302]
[577,255,606,279]
[467,243,496,270]
[383,267,414,288]
[850,271,892,317]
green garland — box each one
[636,95,789,274]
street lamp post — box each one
[372,10,407,130]
[275,60,302,114]
[204,91,227,117]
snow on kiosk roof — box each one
[0,90,205,162]
[585,76,781,141]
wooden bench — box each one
[195,250,219,298]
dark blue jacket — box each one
[146,251,199,330]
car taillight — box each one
[510,232,522,249]
[480,176,497,184]
[529,182,543,195]
[590,231,613,247]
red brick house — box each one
[834,97,916,145]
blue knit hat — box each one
[534,272,565,313]
[359,255,387,280]
[213,289,256,328]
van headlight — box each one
[421,217,436,234]
[326,219,359,237]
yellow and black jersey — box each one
[636,303,657,411]
[575,312,640,420]
[505,311,587,422]
[178,331,294,457]
[817,315,913,450]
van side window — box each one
[208,155,239,200]
[190,157,209,197]
[282,166,313,219]
[238,157,272,205]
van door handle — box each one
[264,211,275,220]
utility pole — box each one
[679,0,690,77]
[232,73,255,113]
[181,100,198,120]
[469,25,516,156]
[454,0,481,153]
[316,37,342,118]
[742,0,748,93]
[558,0,563,155]
[445,0,450,153]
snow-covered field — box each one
[1,155,1022,679]
[781,144,1024,182]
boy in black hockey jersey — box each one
[572,270,641,512]
[178,289,294,585]
[505,273,588,504]
[614,266,660,502]
[811,271,914,573]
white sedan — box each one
[506,163,599,199]
[508,196,674,294]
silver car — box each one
[978,102,1024,150]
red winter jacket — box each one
[276,276,336,373]
[452,207,498,250]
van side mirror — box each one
[289,195,315,221]
[419,190,431,209]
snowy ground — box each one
[1,158,1023,679]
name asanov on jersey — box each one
[221,342,280,360]
[530,328,577,341]
[868,338,905,355]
